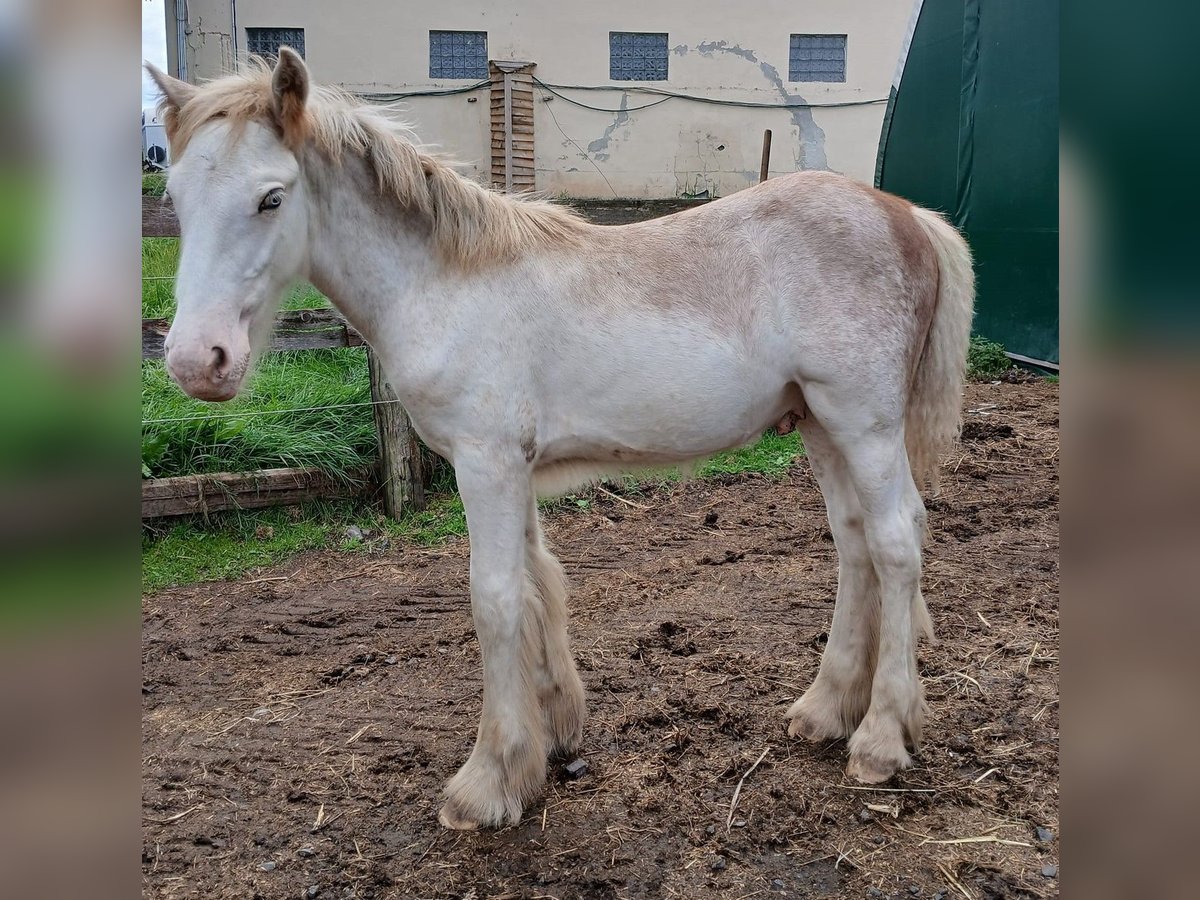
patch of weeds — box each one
[966,336,1013,381]
[142,171,167,196]
[381,494,468,546]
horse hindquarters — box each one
[788,202,974,782]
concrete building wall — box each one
[166,1,912,197]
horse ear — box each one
[271,47,310,146]
[145,63,197,139]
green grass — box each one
[142,238,361,478]
[697,430,803,478]
[142,495,471,592]
[141,349,376,478]
[384,495,468,546]
[141,238,180,318]
[143,504,341,591]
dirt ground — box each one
[142,380,1059,900]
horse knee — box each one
[867,521,921,581]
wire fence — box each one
[142,397,400,427]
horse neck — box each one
[300,148,437,345]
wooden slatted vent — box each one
[489,61,536,193]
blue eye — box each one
[258,189,283,212]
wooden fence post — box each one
[367,347,425,517]
[759,129,773,183]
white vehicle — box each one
[142,107,169,169]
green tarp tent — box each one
[876,0,1059,367]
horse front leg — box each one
[439,451,548,830]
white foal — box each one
[148,51,974,829]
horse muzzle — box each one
[164,338,248,402]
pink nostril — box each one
[211,345,231,380]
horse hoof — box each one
[788,712,828,741]
[846,751,905,784]
[785,694,852,742]
[787,707,850,742]
[438,801,479,831]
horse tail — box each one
[906,207,975,494]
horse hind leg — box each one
[525,498,586,757]
[786,421,880,742]
[842,434,928,782]
[794,381,931,783]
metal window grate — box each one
[429,30,488,79]
[245,27,305,60]
[609,32,669,81]
[788,34,846,83]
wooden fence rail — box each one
[143,467,372,519]
[142,195,423,520]
[142,308,365,358]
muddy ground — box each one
[143,380,1059,900]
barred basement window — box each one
[429,31,488,79]
[245,27,305,60]
[788,34,846,83]
[609,32,669,81]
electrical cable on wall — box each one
[532,79,889,112]
[356,79,887,111]
[358,81,491,101]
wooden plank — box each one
[759,129,773,183]
[492,150,534,161]
[142,466,371,518]
[142,308,364,359]
[492,160,533,173]
[503,71,514,193]
[143,195,180,237]
[368,348,425,516]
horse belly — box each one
[541,343,794,465]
